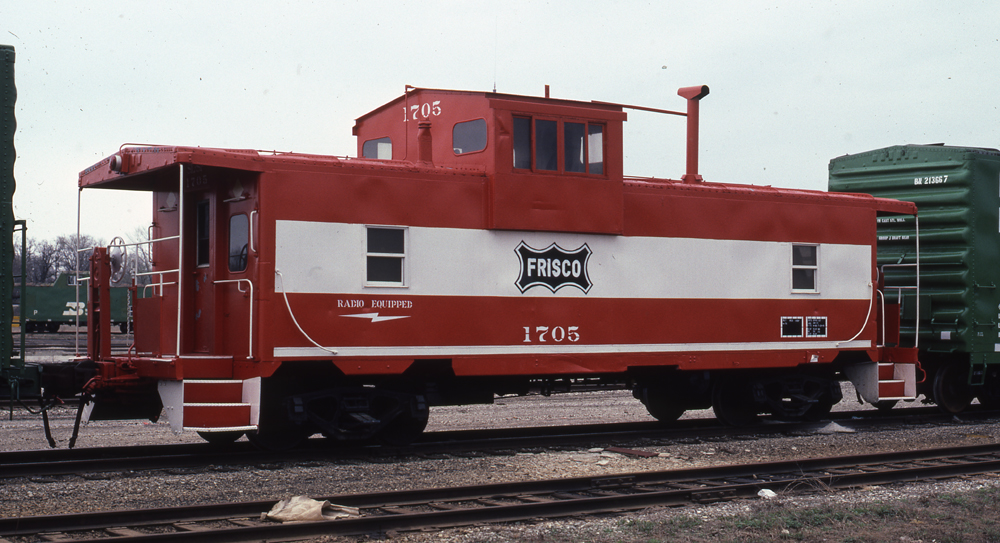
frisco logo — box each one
[515,242,592,294]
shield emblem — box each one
[515,242,592,293]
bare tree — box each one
[54,234,103,278]
[14,234,109,286]
[25,238,60,284]
[16,231,153,287]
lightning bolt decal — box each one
[342,313,410,323]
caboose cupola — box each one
[353,87,628,234]
[352,86,627,178]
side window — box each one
[588,124,604,174]
[534,119,558,171]
[564,122,586,173]
[512,116,605,175]
[366,227,406,286]
[453,119,487,154]
[513,116,532,169]
[196,200,210,267]
[362,137,392,159]
[228,214,249,272]
[791,245,818,292]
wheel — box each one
[712,378,760,426]
[197,431,244,445]
[118,322,129,334]
[873,400,898,412]
[797,381,840,422]
[375,394,430,446]
[932,363,974,414]
[377,409,429,446]
[45,322,60,333]
[802,392,836,421]
[237,244,248,271]
[639,389,686,423]
[108,236,128,283]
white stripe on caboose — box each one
[274,220,871,300]
[273,339,872,359]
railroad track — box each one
[3,442,1000,542]
[0,419,726,479]
[2,407,997,480]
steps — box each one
[876,362,911,400]
[845,362,917,405]
[158,378,260,434]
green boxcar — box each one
[2,44,40,401]
[1,46,11,354]
[829,144,1000,410]
[22,273,132,333]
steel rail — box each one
[3,408,997,479]
[0,420,708,478]
[3,442,1000,542]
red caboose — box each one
[69,86,920,448]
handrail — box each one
[877,214,921,349]
[837,280,875,347]
[876,289,885,347]
[75,164,187,355]
[178,166,184,355]
[74,234,179,254]
[250,210,258,254]
[135,268,179,278]
[142,281,178,297]
[275,270,338,355]
[916,215,920,348]
[214,279,254,359]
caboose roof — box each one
[78,86,915,227]
[78,145,440,191]
[353,87,628,126]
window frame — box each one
[195,200,210,268]
[227,213,249,273]
[364,225,408,288]
[362,136,393,160]
[511,114,606,176]
[533,117,559,172]
[564,121,588,173]
[452,118,488,156]
[790,244,819,293]
[512,115,533,170]
[586,123,605,175]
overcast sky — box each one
[3,0,999,242]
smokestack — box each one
[677,85,709,183]
[417,121,433,166]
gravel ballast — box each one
[2,389,999,542]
